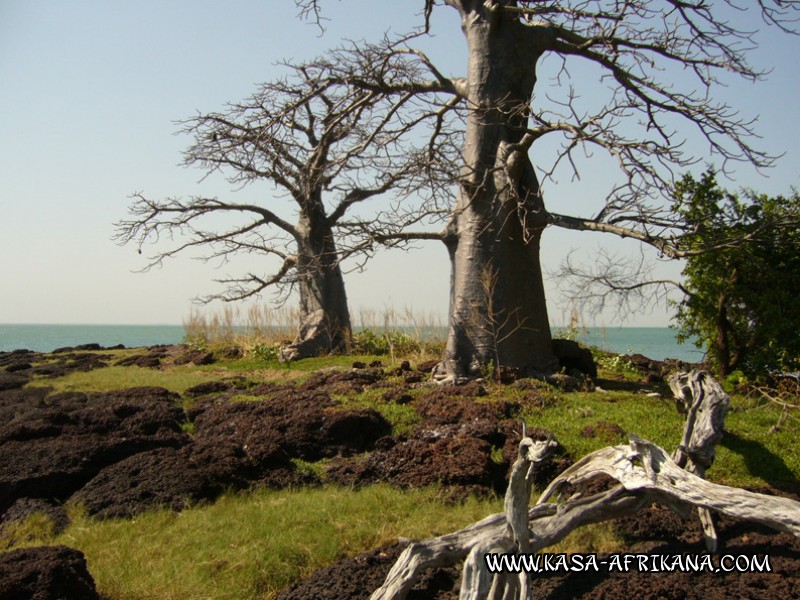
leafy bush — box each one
[352,329,423,357]
[591,348,639,379]
[723,370,749,393]
[252,342,281,362]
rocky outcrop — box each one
[0,546,100,600]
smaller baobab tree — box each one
[116,44,460,359]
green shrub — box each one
[252,342,281,362]
[723,370,748,393]
[591,349,640,379]
[352,329,423,357]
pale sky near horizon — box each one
[2,1,799,328]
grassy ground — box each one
[5,344,799,599]
[54,486,500,600]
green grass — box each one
[6,347,799,600]
[48,486,500,600]
[713,394,800,489]
[26,365,221,395]
[333,385,424,437]
[0,512,56,551]
[525,390,683,460]
[222,354,391,373]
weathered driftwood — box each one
[667,369,730,551]
[370,371,800,600]
[539,436,800,536]
[459,430,559,600]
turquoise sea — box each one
[0,324,185,354]
[0,324,703,362]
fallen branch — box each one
[370,371,800,600]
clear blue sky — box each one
[2,1,798,327]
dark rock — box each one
[415,396,519,426]
[415,359,439,373]
[368,360,383,368]
[184,381,231,397]
[324,456,371,487]
[192,351,215,366]
[219,346,243,359]
[192,389,391,465]
[5,362,32,373]
[276,541,458,600]
[71,445,248,519]
[0,387,187,515]
[27,353,111,379]
[320,410,392,455]
[382,388,413,405]
[299,368,385,394]
[0,545,100,600]
[362,434,502,493]
[352,361,367,369]
[544,372,584,392]
[1,349,36,357]
[193,397,316,465]
[402,371,424,384]
[0,373,27,391]
[552,339,597,378]
[114,354,162,368]
[27,364,67,378]
[173,349,202,365]
[74,343,103,351]
[496,365,522,384]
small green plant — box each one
[489,445,505,465]
[252,342,281,362]
[481,359,496,382]
[591,349,640,380]
[290,458,326,480]
[353,329,390,355]
[182,332,208,352]
[723,370,749,393]
[352,329,423,357]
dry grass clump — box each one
[184,304,447,361]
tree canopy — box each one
[301,0,800,379]
[116,51,459,358]
[123,0,800,375]
[672,170,800,377]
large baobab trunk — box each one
[442,6,558,379]
[280,208,352,361]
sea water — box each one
[0,324,185,353]
[0,323,702,362]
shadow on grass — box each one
[593,378,658,394]
[721,431,800,495]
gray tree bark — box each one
[441,3,558,379]
[280,206,352,361]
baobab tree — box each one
[116,52,459,359]
[297,0,799,380]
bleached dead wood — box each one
[667,370,730,551]
[370,372,800,600]
[540,436,800,536]
[459,432,559,600]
